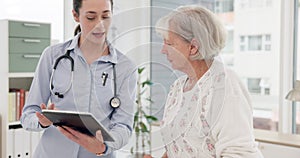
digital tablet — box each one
[42,110,115,142]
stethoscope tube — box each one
[109,64,121,119]
[53,50,74,71]
[49,49,121,118]
[49,50,74,98]
[112,64,117,97]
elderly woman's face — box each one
[161,31,191,71]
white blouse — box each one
[160,60,263,158]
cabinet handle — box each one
[23,39,41,43]
[23,54,41,59]
[23,23,41,27]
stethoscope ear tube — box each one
[49,49,121,119]
[49,50,74,98]
[49,69,74,98]
[53,50,74,70]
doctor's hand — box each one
[162,152,168,158]
[143,154,153,158]
[57,126,106,155]
[36,103,55,127]
[144,152,168,158]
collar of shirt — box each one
[65,33,118,64]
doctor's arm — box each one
[104,68,138,154]
[20,46,54,131]
[57,67,139,155]
[57,126,107,155]
[35,103,56,127]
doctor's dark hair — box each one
[73,0,114,36]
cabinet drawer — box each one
[9,53,41,72]
[9,38,50,54]
[9,21,50,38]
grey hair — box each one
[155,5,227,60]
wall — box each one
[0,0,64,43]
[63,0,151,68]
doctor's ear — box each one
[189,38,200,56]
[72,10,80,22]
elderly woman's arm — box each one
[213,95,263,158]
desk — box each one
[254,129,300,148]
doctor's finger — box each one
[40,103,47,109]
[57,126,80,144]
[96,130,104,142]
[62,126,87,139]
[48,103,56,110]
[36,112,52,125]
[36,112,48,121]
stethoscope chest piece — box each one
[109,63,121,109]
[110,97,121,108]
[51,49,121,119]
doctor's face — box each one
[161,30,191,71]
[73,0,112,45]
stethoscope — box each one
[49,49,121,112]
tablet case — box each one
[42,110,115,142]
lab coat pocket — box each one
[94,76,114,116]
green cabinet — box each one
[8,20,51,72]
[9,21,51,38]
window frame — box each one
[279,0,297,134]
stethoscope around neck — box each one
[49,49,121,112]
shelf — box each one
[0,19,50,158]
[8,121,22,129]
[8,121,21,126]
[9,73,34,78]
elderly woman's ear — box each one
[189,38,200,56]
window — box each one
[259,78,271,95]
[240,36,246,51]
[238,0,273,9]
[265,34,271,41]
[221,1,279,132]
[248,35,262,51]
[246,78,271,95]
[215,0,234,13]
[263,34,272,51]
[239,34,272,52]
[247,78,262,94]
[265,45,271,51]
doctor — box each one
[20,0,137,157]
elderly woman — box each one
[150,5,264,158]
